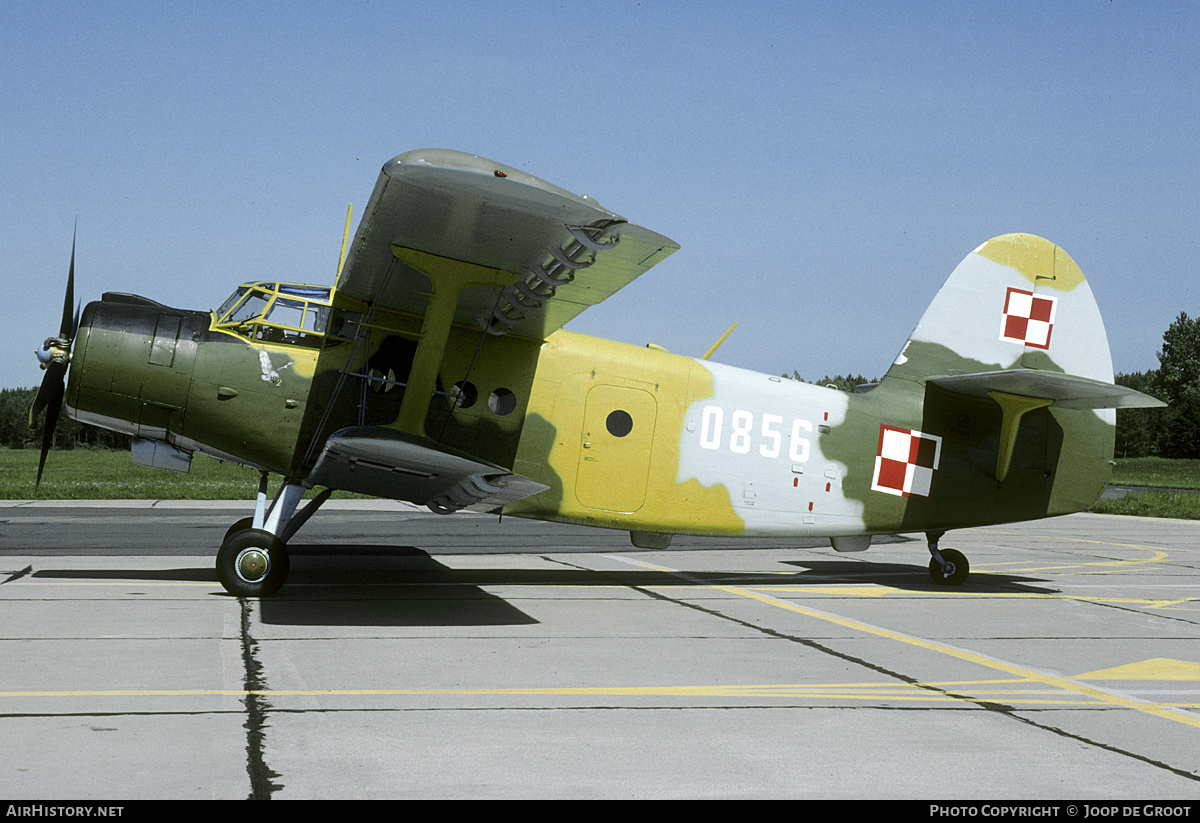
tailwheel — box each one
[926,530,969,585]
[928,548,969,586]
[217,527,290,597]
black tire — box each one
[928,548,969,586]
[223,516,255,543]
[217,528,289,597]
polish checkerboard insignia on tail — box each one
[1000,287,1057,350]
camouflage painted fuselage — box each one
[68,295,317,473]
[504,336,1112,540]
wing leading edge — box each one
[335,149,679,340]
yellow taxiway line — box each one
[609,555,1200,731]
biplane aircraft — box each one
[31,149,1164,596]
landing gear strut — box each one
[215,472,333,597]
[926,530,969,585]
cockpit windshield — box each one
[214,282,332,348]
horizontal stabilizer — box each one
[307,426,549,514]
[929,369,1165,410]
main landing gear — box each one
[215,472,333,597]
[926,530,969,586]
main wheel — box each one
[217,528,290,597]
[928,548,969,586]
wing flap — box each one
[336,149,678,339]
[307,426,549,514]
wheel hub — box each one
[235,548,270,583]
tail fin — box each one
[876,234,1162,519]
[885,233,1114,385]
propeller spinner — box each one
[29,229,81,492]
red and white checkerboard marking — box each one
[871,425,942,498]
[1000,287,1057,350]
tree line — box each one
[0,387,130,451]
[1113,312,1199,458]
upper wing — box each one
[335,149,679,340]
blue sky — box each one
[3,1,1196,392]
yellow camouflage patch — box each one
[973,233,1084,291]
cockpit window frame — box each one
[213,281,333,348]
[216,287,250,321]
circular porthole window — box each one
[606,409,634,437]
[488,387,517,416]
[451,380,478,409]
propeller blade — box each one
[35,377,64,494]
[59,224,76,340]
[29,360,66,425]
[32,221,80,495]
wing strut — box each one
[390,247,519,436]
[299,254,403,471]
[701,322,738,361]
[336,204,353,277]
[989,391,1054,484]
